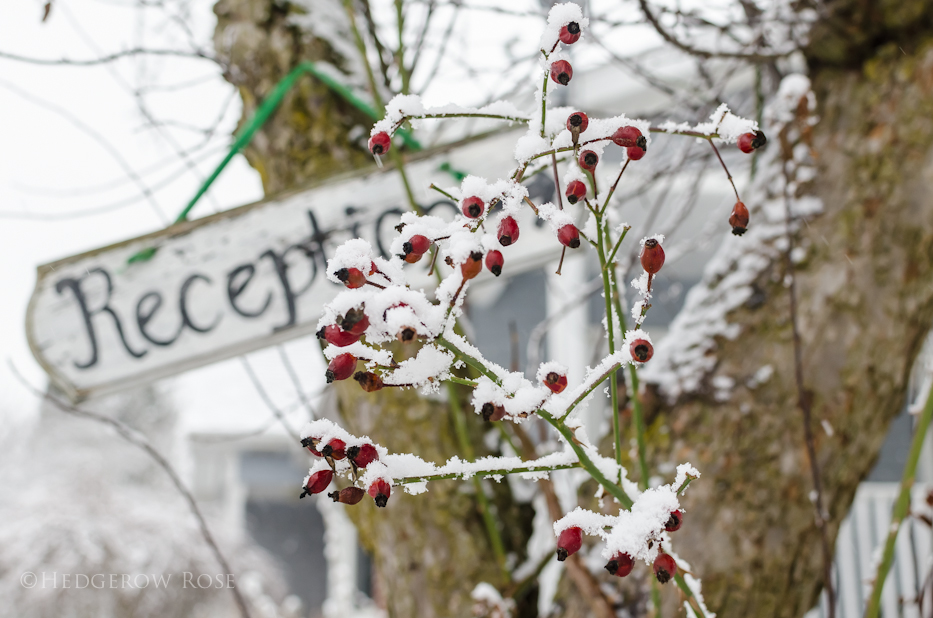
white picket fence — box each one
[807,483,933,618]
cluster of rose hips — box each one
[300,436,392,507]
[556,509,684,584]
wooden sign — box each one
[26,131,565,401]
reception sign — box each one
[26,130,563,401]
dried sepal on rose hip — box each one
[630,339,653,363]
[461,196,485,219]
[317,324,361,347]
[369,479,392,508]
[497,216,520,246]
[301,436,323,456]
[481,402,506,422]
[558,21,581,45]
[566,111,588,133]
[485,250,504,277]
[543,370,568,394]
[729,200,750,236]
[300,469,333,498]
[326,354,357,383]
[665,509,684,532]
[612,125,647,151]
[328,486,365,505]
[737,130,767,154]
[556,526,583,561]
[339,307,369,335]
[335,267,367,289]
[461,251,484,280]
[397,326,418,342]
[604,552,635,577]
[550,59,573,85]
[558,224,581,249]
[354,371,384,393]
[347,443,379,469]
[368,131,391,156]
[565,180,586,205]
[653,552,677,584]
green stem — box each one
[864,385,933,618]
[539,60,549,138]
[429,183,457,201]
[674,572,710,617]
[538,410,633,509]
[601,159,630,215]
[606,226,631,273]
[436,336,502,385]
[395,0,409,94]
[558,359,626,421]
[446,381,510,580]
[448,375,478,388]
[392,461,581,485]
[344,0,384,112]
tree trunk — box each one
[645,18,933,617]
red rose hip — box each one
[461,251,484,280]
[627,146,645,161]
[485,250,504,277]
[403,234,431,256]
[612,125,647,151]
[368,132,391,155]
[665,510,683,532]
[640,238,665,274]
[630,339,653,363]
[737,130,767,154]
[339,308,369,335]
[481,403,506,422]
[653,553,677,584]
[497,216,520,246]
[300,469,334,498]
[729,201,749,236]
[348,443,379,468]
[328,487,365,505]
[550,60,573,85]
[578,150,598,172]
[369,479,392,507]
[335,267,366,289]
[321,439,346,460]
[556,526,583,561]
[605,552,635,577]
[544,371,568,394]
[317,324,362,347]
[461,196,485,219]
[557,224,580,249]
[559,22,581,45]
[354,371,384,393]
[565,180,586,204]
[326,354,357,383]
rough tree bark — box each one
[214,1,933,617]
[644,4,933,615]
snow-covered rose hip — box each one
[328,487,365,505]
[665,510,684,532]
[300,469,333,498]
[368,131,391,155]
[485,250,504,277]
[347,443,379,468]
[578,149,598,172]
[559,22,581,45]
[369,479,392,507]
[354,371,384,392]
[398,326,417,342]
[317,324,361,347]
[737,130,767,154]
[630,339,653,363]
[326,354,357,383]
[605,552,634,577]
[640,238,665,274]
[550,60,573,85]
[555,526,582,561]
[461,196,485,219]
[565,180,586,204]
[497,216,520,246]
[339,307,369,335]
[557,224,580,249]
[335,267,366,289]
[612,125,647,151]
[544,371,568,394]
[729,200,749,236]
[653,552,677,584]
[301,436,323,456]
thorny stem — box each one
[865,382,933,618]
[707,138,740,201]
[782,172,835,618]
[11,365,253,618]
